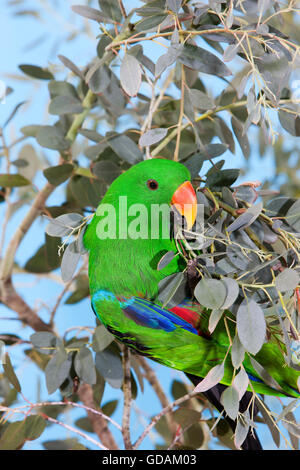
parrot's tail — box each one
[186,374,262,450]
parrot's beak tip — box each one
[171,181,197,230]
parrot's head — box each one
[99,158,197,231]
[84,158,198,294]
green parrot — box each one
[84,158,300,450]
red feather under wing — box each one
[169,304,199,330]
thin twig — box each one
[0,182,55,283]
[49,259,88,326]
[43,413,109,450]
[174,65,185,162]
[118,0,127,18]
[78,383,119,450]
[13,400,122,431]
[151,100,248,157]
[0,403,108,450]
[138,357,170,408]
[0,130,12,257]
[49,278,74,326]
[133,389,200,449]
[141,76,157,159]
[105,28,258,51]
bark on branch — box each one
[0,278,53,332]
[0,182,55,283]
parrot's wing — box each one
[118,296,199,335]
[92,289,300,398]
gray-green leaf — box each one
[157,251,175,271]
[49,96,83,115]
[227,203,263,232]
[43,164,74,186]
[0,421,26,450]
[139,128,168,147]
[74,347,96,385]
[45,348,72,394]
[221,277,240,309]
[0,174,31,188]
[166,0,181,14]
[71,5,113,23]
[275,268,300,293]
[95,350,123,388]
[92,325,115,352]
[36,126,70,151]
[3,353,21,392]
[24,415,46,441]
[208,309,223,334]
[19,64,54,80]
[237,298,266,355]
[220,385,240,420]
[231,116,250,159]
[30,332,58,355]
[232,368,249,399]
[188,89,215,110]
[178,44,231,77]
[231,334,245,369]
[108,134,143,164]
[234,410,250,449]
[120,54,142,97]
[194,278,227,310]
[89,66,110,94]
[158,272,186,308]
[286,199,300,231]
[61,242,81,282]
[249,356,284,394]
[194,363,224,392]
[45,213,83,237]
[155,44,182,77]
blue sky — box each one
[0,0,298,450]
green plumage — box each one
[84,159,300,399]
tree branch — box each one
[122,346,132,449]
[138,357,170,408]
[42,412,109,450]
[118,0,127,19]
[0,278,53,332]
[133,389,200,450]
[0,403,109,450]
[0,182,55,283]
[77,383,119,450]
[137,356,180,439]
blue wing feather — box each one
[123,297,198,334]
[92,289,198,335]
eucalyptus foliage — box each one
[1,0,300,451]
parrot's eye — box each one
[147,179,159,190]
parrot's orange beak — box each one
[171,181,197,230]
